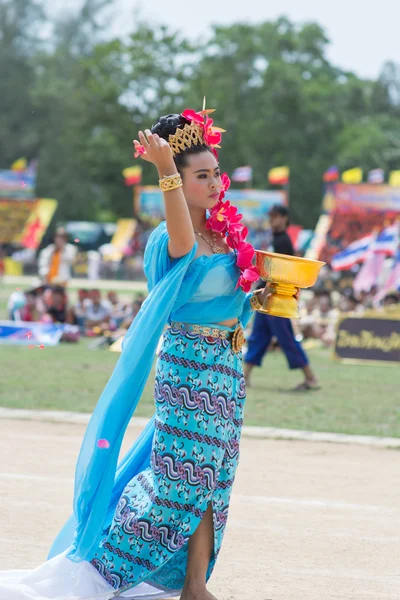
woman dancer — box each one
[0,107,270,600]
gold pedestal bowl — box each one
[255,251,325,319]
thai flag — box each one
[373,248,400,304]
[374,223,399,256]
[353,231,385,294]
[367,168,385,184]
[385,247,400,291]
[331,233,375,271]
[232,166,252,182]
[323,166,339,182]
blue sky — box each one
[48,0,399,79]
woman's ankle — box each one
[183,575,207,593]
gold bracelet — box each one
[250,289,264,311]
[159,174,182,192]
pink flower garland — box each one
[206,173,259,292]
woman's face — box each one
[180,151,221,210]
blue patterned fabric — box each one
[48,221,253,571]
[90,323,245,596]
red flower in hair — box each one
[203,117,222,146]
[181,109,204,126]
[236,266,260,292]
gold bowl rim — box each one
[255,250,325,267]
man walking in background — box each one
[244,205,319,391]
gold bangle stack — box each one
[159,173,183,192]
[250,289,264,311]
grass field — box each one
[1,279,399,438]
[0,340,399,437]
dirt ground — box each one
[0,419,399,600]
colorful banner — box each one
[334,315,400,364]
[139,187,288,225]
[0,321,65,346]
[0,166,36,199]
[323,183,400,212]
[317,183,400,265]
[0,198,57,247]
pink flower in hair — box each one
[236,241,255,268]
[203,117,222,146]
[181,109,204,126]
[236,265,260,292]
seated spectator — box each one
[107,291,128,327]
[84,289,111,330]
[338,293,363,315]
[7,290,28,321]
[311,291,339,347]
[382,292,399,308]
[43,285,69,324]
[71,289,92,328]
[120,293,145,331]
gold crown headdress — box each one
[168,98,226,156]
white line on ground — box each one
[0,472,73,483]
[0,407,399,448]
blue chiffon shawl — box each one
[48,222,253,562]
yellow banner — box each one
[389,170,400,186]
[11,157,27,172]
[0,198,56,247]
[268,166,289,183]
[341,168,363,184]
[122,166,142,179]
[104,218,136,261]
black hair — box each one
[151,113,213,174]
[269,204,289,218]
[51,285,66,296]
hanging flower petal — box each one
[236,265,260,291]
[221,172,231,192]
[236,241,255,268]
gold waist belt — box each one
[169,321,245,353]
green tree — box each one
[0,0,45,166]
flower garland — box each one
[206,173,259,292]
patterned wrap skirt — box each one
[91,323,246,597]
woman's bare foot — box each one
[180,582,219,600]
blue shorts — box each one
[245,311,309,370]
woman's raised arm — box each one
[136,130,195,259]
